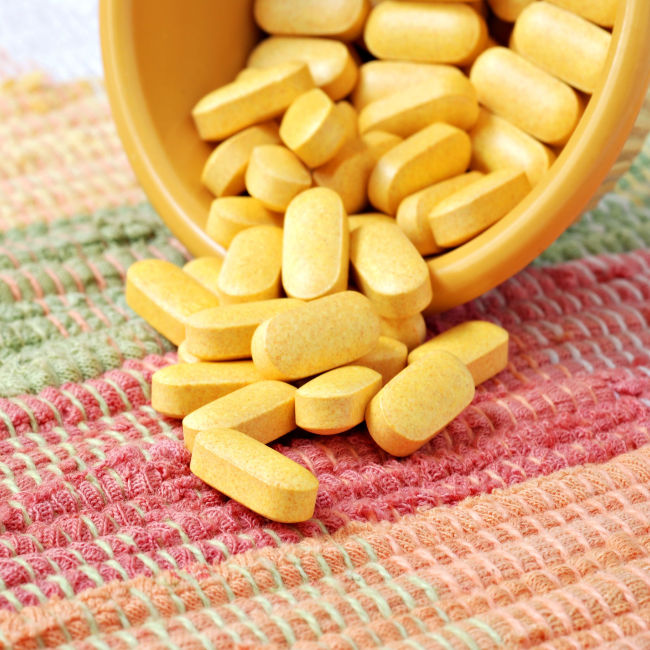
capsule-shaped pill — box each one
[546,0,617,27]
[177,341,202,364]
[368,123,471,215]
[192,62,314,141]
[185,298,304,361]
[191,428,319,523]
[217,225,283,304]
[486,0,534,22]
[348,336,408,384]
[430,169,531,247]
[380,313,427,351]
[295,366,382,435]
[254,0,370,41]
[126,260,220,346]
[396,172,483,255]
[252,291,381,381]
[247,37,358,101]
[183,257,223,298]
[183,380,297,451]
[469,109,555,186]
[201,122,280,197]
[280,89,348,168]
[470,47,582,146]
[282,188,349,301]
[511,2,611,94]
[205,197,283,249]
[365,2,487,65]
[245,145,312,212]
[151,362,264,418]
[348,213,394,232]
[408,320,509,384]
[350,222,432,318]
[365,350,475,456]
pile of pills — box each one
[125,0,615,521]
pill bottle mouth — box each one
[100,0,650,312]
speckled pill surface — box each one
[379,313,427,351]
[396,172,483,255]
[469,109,555,186]
[335,101,359,142]
[192,62,314,141]
[365,350,475,456]
[365,1,487,65]
[348,336,407,384]
[217,225,283,304]
[547,0,617,27]
[487,0,534,22]
[280,89,347,168]
[205,197,282,249]
[190,428,319,523]
[126,260,220,346]
[511,2,611,94]
[245,145,312,212]
[183,380,297,451]
[282,188,349,301]
[185,298,304,361]
[252,291,381,380]
[350,221,432,318]
[430,168,531,247]
[247,36,358,101]
[368,123,471,215]
[408,320,509,384]
[201,122,280,197]
[295,366,382,434]
[348,213,394,232]
[182,257,223,298]
[151,361,264,418]
[177,340,202,364]
[470,47,582,146]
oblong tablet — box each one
[380,313,427,351]
[185,298,304,361]
[126,260,220,346]
[295,366,382,434]
[546,0,617,27]
[177,340,202,364]
[151,362,264,418]
[217,225,283,304]
[183,380,297,451]
[282,188,349,301]
[191,428,319,523]
[182,257,223,298]
[252,291,381,380]
[486,0,534,22]
[408,320,509,384]
[348,213,395,232]
[348,336,408,384]
[365,350,475,456]
[350,221,432,318]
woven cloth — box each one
[2,44,650,650]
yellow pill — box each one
[192,62,314,141]
[201,122,280,197]
[254,0,370,41]
[546,0,617,27]
[348,213,395,232]
[396,172,483,255]
[252,291,381,381]
[348,336,407,384]
[205,197,282,250]
[511,2,611,94]
[295,366,382,435]
[126,260,220,346]
[380,313,427,351]
[280,89,348,168]
[368,123,471,215]
[245,145,312,212]
[470,47,582,146]
[151,361,264,418]
[183,380,296,451]
[185,298,304,361]
[191,428,319,523]
[365,2,487,65]
[336,101,359,143]
[469,109,555,187]
[350,221,432,318]
[408,320,509,384]
[247,36,358,101]
[182,257,223,298]
[430,169,531,247]
[313,130,401,214]
[177,340,203,364]
[217,225,283,304]
[358,76,479,137]
[282,188,349,301]
[365,350,475,456]
[486,0,534,21]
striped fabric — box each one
[1,64,650,648]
